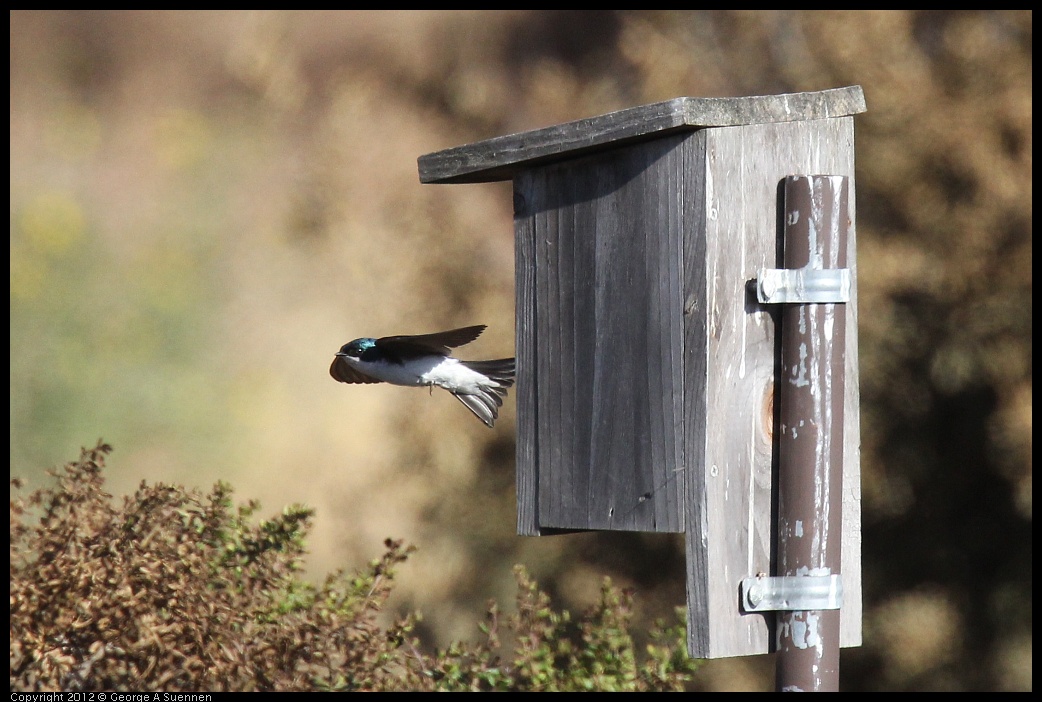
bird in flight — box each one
[330,325,515,428]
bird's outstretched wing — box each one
[377,325,486,360]
[329,357,382,384]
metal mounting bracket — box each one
[740,574,844,613]
[756,267,850,305]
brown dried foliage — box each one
[10,442,699,692]
[10,442,420,691]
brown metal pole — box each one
[775,175,848,692]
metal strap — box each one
[740,574,844,612]
[757,267,850,304]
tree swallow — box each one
[330,325,515,428]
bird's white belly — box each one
[420,358,490,393]
[352,356,487,393]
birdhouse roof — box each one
[418,86,866,184]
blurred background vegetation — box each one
[9,10,1030,691]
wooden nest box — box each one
[419,87,865,659]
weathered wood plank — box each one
[680,130,712,656]
[419,87,866,184]
[515,183,540,536]
[514,135,689,533]
[684,117,862,658]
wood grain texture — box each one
[514,135,690,534]
[684,117,862,658]
[515,187,540,536]
[419,87,866,184]
[680,130,712,655]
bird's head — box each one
[337,337,377,359]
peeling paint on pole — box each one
[775,175,848,692]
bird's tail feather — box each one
[460,358,515,387]
[454,358,515,427]
[452,391,501,428]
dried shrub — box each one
[10,442,699,692]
